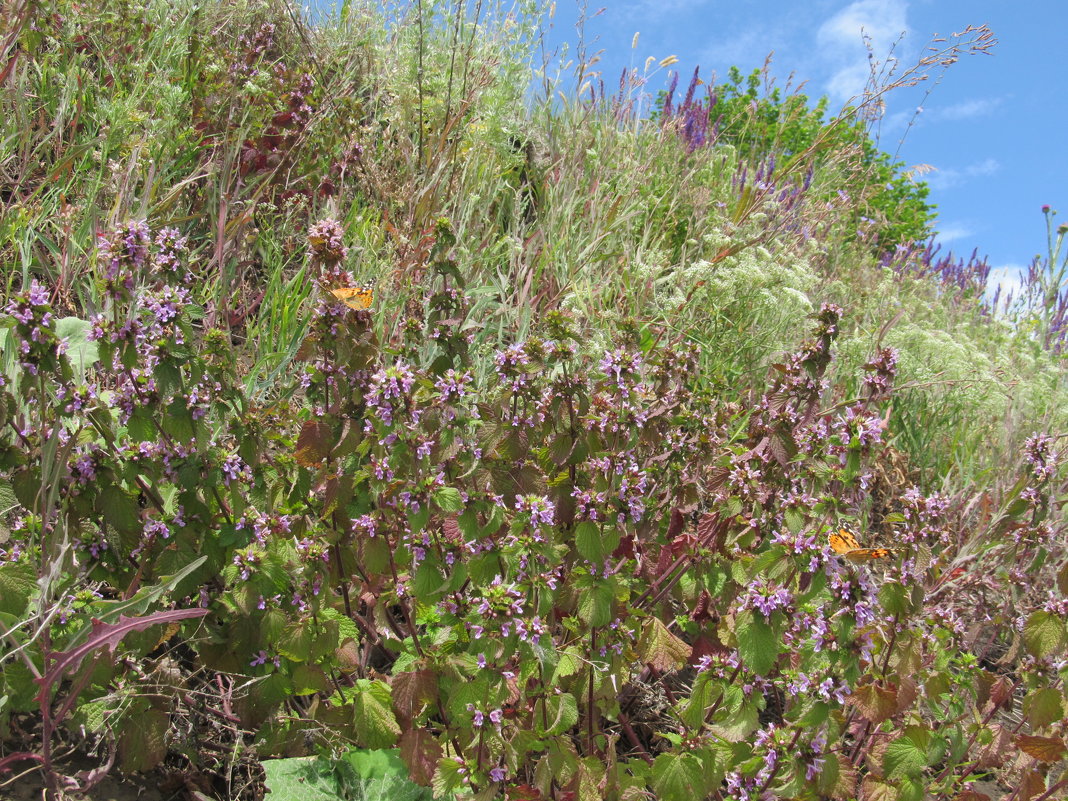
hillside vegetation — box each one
[1,1,1066,799]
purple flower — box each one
[221,454,252,486]
[515,494,555,528]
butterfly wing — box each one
[329,285,373,310]
[829,529,898,562]
[829,529,861,555]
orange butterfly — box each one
[329,284,374,311]
[828,529,900,562]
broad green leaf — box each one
[55,317,99,375]
[0,560,36,616]
[681,672,717,730]
[1023,611,1067,659]
[432,486,463,514]
[118,707,168,773]
[292,664,331,696]
[878,581,910,617]
[552,648,583,682]
[262,757,341,801]
[884,726,931,779]
[650,753,707,801]
[736,611,778,675]
[575,521,603,563]
[577,581,614,628]
[433,757,466,799]
[275,623,313,663]
[99,483,141,537]
[1023,687,1064,730]
[351,679,401,749]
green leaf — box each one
[735,611,778,675]
[99,483,141,538]
[433,757,465,799]
[118,707,169,773]
[1023,611,1067,659]
[0,560,36,616]
[351,679,401,749]
[681,672,717,729]
[784,507,805,534]
[1023,687,1064,729]
[552,648,583,683]
[575,521,604,563]
[878,581,910,617]
[576,580,614,628]
[883,725,931,779]
[292,664,331,696]
[262,757,342,801]
[432,486,464,514]
[276,623,313,663]
[650,753,707,801]
[55,317,99,375]
[537,692,578,737]
[408,505,430,535]
[637,617,692,673]
[339,747,435,799]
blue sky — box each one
[539,0,1067,289]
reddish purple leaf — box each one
[35,609,209,701]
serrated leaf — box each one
[1023,611,1067,659]
[650,753,707,801]
[878,581,910,617]
[859,776,896,801]
[433,756,465,798]
[292,664,331,696]
[1023,687,1063,730]
[0,561,37,616]
[975,723,1013,769]
[1016,734,1067,763]
[884,726,930,778]
[294,420,332,467]
[398,728,441,787]
[851,681,899,725]
[275,622,313,663]
[262,756,340,801]
[735,612,778,675]
[392,670,438,722]
[432,486,463,514]
[36,609,209,701]
[118,708,168,773]
[576,581,613,628]
[99,483,141,537]
[351,679,400,749]
[55,317,99,375]
[552,648,582,682]
[575,521,604,563]
[637,617,692,673]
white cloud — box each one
[985,263,1025,311]
[935,224,973,244]
[816,0,910,104]
[928,97,1002,122]
[925,157,1000,191]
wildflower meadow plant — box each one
[2,218,1063,798]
